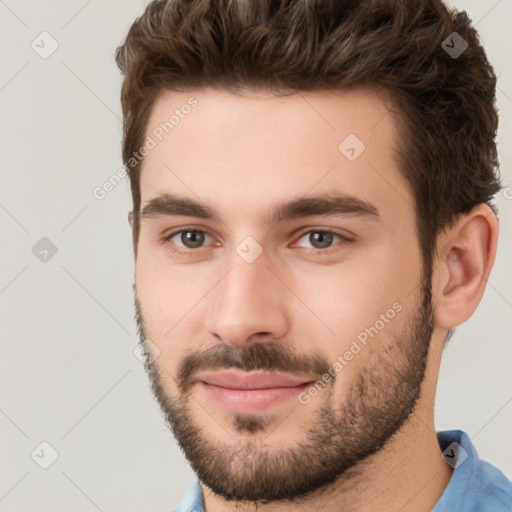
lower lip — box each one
[199,382,311,414]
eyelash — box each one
[163,227,352,257]
[292,228,351,253]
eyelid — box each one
[293,226,354,239]
[291,228,353,250]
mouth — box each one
[195,370,314,414]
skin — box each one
[131,87,498,512]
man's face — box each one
[133,88,433,501]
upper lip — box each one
[197,370,314,390]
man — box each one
[116,0,511,510]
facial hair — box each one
[134,278,433,504]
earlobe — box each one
[433,204,498,329]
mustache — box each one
[177,342,332,393]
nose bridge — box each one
[205,249,288,346]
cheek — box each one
[287,252,418,358]
[287,271,410,396]
[135,246,210,352]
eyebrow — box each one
[139,192,379,224]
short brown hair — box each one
[116,0,501,267]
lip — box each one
[196,370,314,414]
[199,370,313,389]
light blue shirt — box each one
[172,430,512,511]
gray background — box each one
[0,0,511,510]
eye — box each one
[295,230,349,250]
[167,229,214,250]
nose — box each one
[204,251,289,348]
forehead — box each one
[138,87,413,224]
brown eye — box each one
[309,231,334,249]
[296,230,346,250]
[167,229,212,250]
[181,230,205,248]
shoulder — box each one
[171,481,204,512]
[434,430,512,512]
[471,458,512,512]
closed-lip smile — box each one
[195,370,314,413]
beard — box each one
[133,275,433,504]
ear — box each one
[432,204,498,329]
[128,211,138,258]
